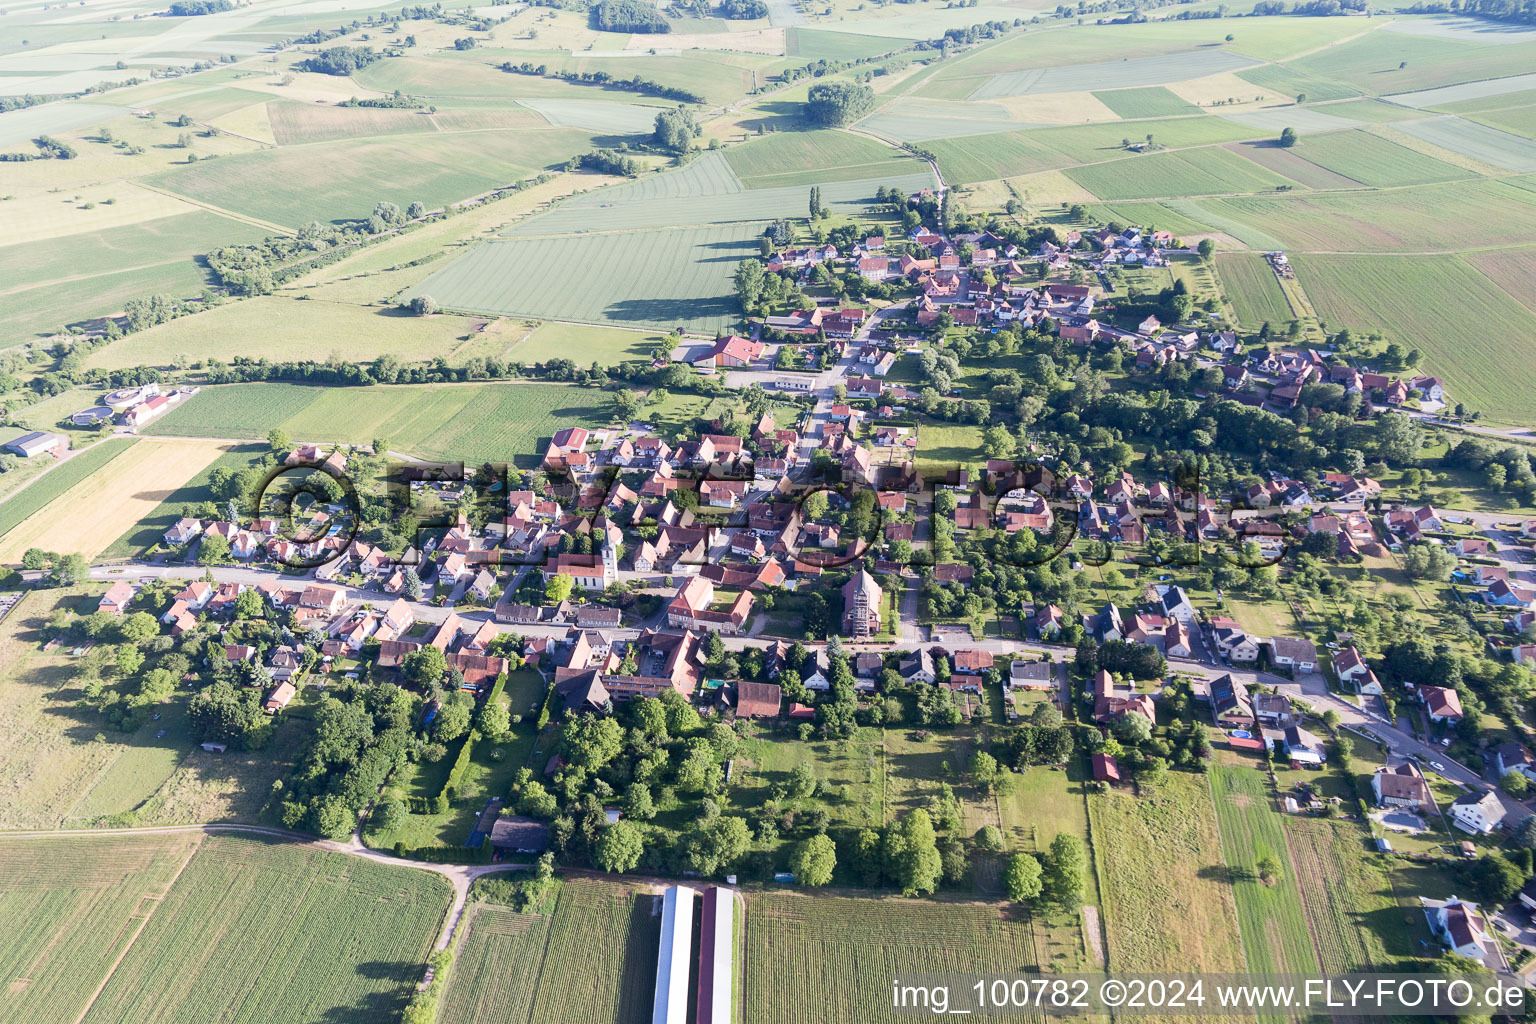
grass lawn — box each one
[916,420,984,476]
[510,321,667,366]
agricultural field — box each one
[1227,140,1366,191]
[785,27,909,61]
[1087,774,1245,975]
[1215,252,1296,328]
[0,439,135,543]
[1207,766,1319,974]
[1028,116,1260,164]
[1283,817,1398,971]
[0,833,206,1024]
[102,442,268,559]
[1204,177,1536,252]
[1281,129,1473,186]
[1291,253,1536,424]
[266,101,438,146]
[1287,27,1536,94]
[146,129,595,229]
[84,296,484,371]
[722,130,924,188]
[1473,102,1536,141]
[1064,147,1296,201]
[141,382,610,468]
[0,439,232,564]
[1093,86,1203,119]
[1466,247,1536,315]
[404,223,761,332]
[1390,115,1536,172]
[440,877,660,1024]
[72,834,450,1024]
[926,131,1072,188]
[743,891,1049,1023]
[1220,106,1364,135]
[1235,62,1361,104]
[857,98,1034,144]
[1392,71,1536,110]
[510,321,668,366]
[970,49,1262,101]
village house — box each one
[1372,761,1435,815]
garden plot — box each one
[1391,115,1536,171]
[970,49,1261,100]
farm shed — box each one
[653,886,696,1024]
[696,887,734,1024]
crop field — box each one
[1221,106,1364,134]
[1234,63,1361,104]
[1204,177,1536,251]
[785,27,907,60]
[86,296,485,371]
[510,321,666,365]
[74,835,450,1024]
[723,129,924,187]
[1207,766,1318,974]
[1391,114,1536,171]
[1283,128,1473,186]
[1030,115,1259,164]
[406,223,760,331]
[0,833,205,1023]
[0,439,135,544]
[265,101,437,145]
[1215,252,1294,327]
[1283,818,1396,971]
[100,442,264,558]
[441,877,659,1024]
[857,96,1033,143]
[0,439,232,564]
[1087,775,1245,975]
[517,99,662,135]
[1227,140,1365,191]
[1292,253,1536,423]
[506,169,938,235]
[970,49,1261,101]
[1065,147,1295,200]
[143,381,609,468]
[1442,88,1536,115]
[1474,102,1536,140]
[1392,71,1536,109]
[743,891,1046,1023]
[1466,247,1536,314]
[926,131,1071,187]
[146,128,595,228]
[1093,86,1202,119]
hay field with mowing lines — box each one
[0,833,204,1023]
[85,296,479,371]
[1204,177,1536,251]
[1293,253,1536,423]
[1216,252,1294,327]
[1284,818,1397,971]
[518,99,662,134]
[723,129,923,187]
[407,223,760,331]
[1391,114,1536,171]
[266,101,436,145]
[441,878,659,1024]
[1227,139,1365,190]
[1065,147,1295,200]
[77,835,450,1024]
[1466,247,1536,314]
[971,49,1261,100]
[743,891,1045,1023]
[1093,86,1201,119]
[146,129,594,228]
[1087,775,1245,975]
[145,382,610,468]
[0,438,232,563]
[1208,766,1318,974]
[1283,128,1473,186]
